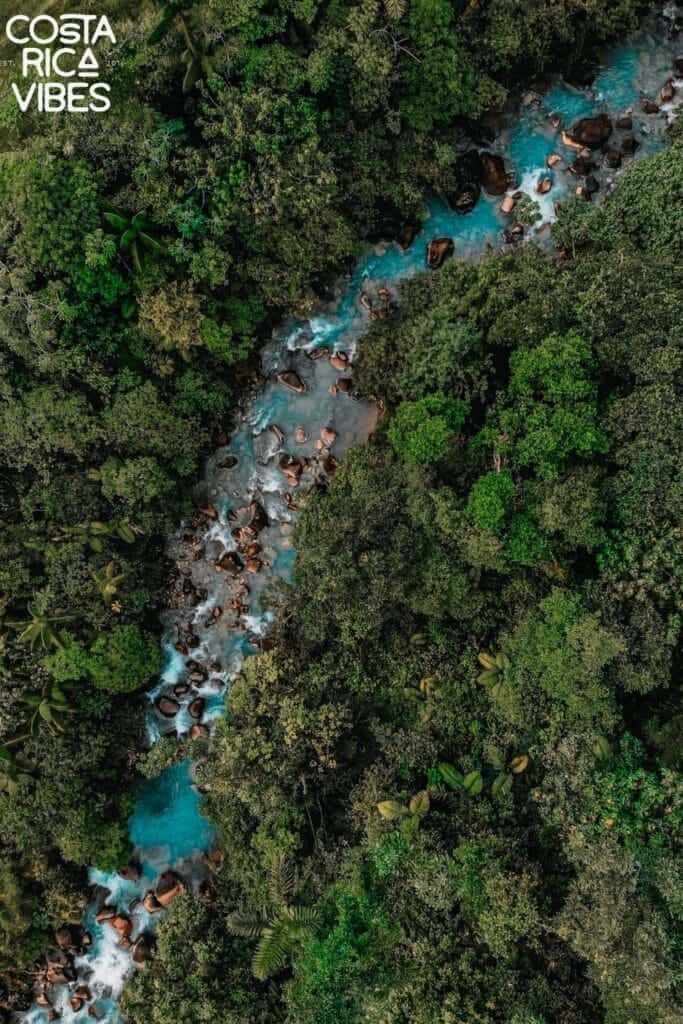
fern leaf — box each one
[252,918,294,980]
[269,854,296,907]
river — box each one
[23,10,683,1023]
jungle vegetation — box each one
[124,138,683,1024]
[0,0,679,1020]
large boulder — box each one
[426,237,454,269]
[188,697,206,720]
[480,152,508,195]
[446,184,479,215]
[155,696,180,718]
[155,870,186,908]
[108,915,132,939]
[566,113,612,149]
[131,932,155,968]
[142,891,162,914]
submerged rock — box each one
[616,113,633,130]
[480,152,507,195]
[276,370,305,393]
[566,113,612,149]
[426,237,454,269]
[640,98,659,114]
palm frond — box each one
[252,917,296,981]
[384,0,407,19]
[226,910,266,940]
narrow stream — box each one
[24,12,683,1023]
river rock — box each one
[118,860,141,882]
[336,377,354,394]
[155,871,186,908]
[69,996,85,1013]
[616,113,633,130]
[640,98,659,114]
[480,152,507,194]
[279,454,302,478]
[321,428,337,446]
[570,155,595,176]
[188,697,205,720]
[276,370,305,393]
[219,551,243,575]
[330,352,348,371]
[504,223,524,244]
[54,926,73,949]
[447,184,479,215]
[142,891,162,914]
[604,147,622,168]
[219,455,238,469]
[95,906,115,924]
[155,696,180,718]
[173,682,191,698]
[621,135,638,155]
[546,153,561,168]
[396,222,419,249]
[109,915,132,939]
[131,932,155,968]
[47,1012,61,1022]
[88,1004,105,1020]
[189,724,209,740]
[247,501,268,533]
[661,78,675,102]
[426,237,454,269]
[536,176,552,194]
[295,426,307,443]
[566,113,612,149]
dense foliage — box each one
[0,0,674,1017]
[125,140,683,1024]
